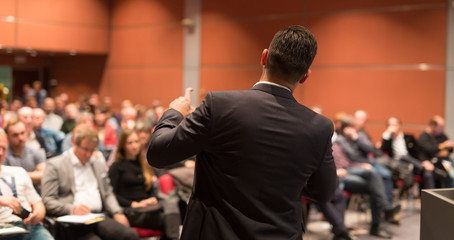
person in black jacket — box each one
[109,129,180,240]
[148,25,337,240]
[381,117,435,190]
[418,116,454,187]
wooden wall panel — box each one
[112,0,183,27]
[102,0,184,109]
[305,0,446,13]
[0,0,15,16]
[1,0,109,53]
[199,0,447,142]
[0,22,16,46]
[17,22,108,53]
[203,0,303,21]
[308,8,446,65]
[201,18,301,66]
[50,55,107,102]
[109,25,183,66]
[17,0,109,26]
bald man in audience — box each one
[18,107,46,154]
[33,108,64,158]
[42,97,64,132]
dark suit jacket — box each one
[381,133,420,160]
[148,84,337,240]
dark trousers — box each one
[318,188,348,235]
[342,167,388,226]
[54,217,139,240]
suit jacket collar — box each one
[250,82,296,100]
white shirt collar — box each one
[254,81,291,92]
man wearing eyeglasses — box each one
[41,125,139,240]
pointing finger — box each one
[184,88,193,101]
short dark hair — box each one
[266,25,317,83]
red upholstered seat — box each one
[159,174,175,194]
[132,227,162,237]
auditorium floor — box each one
[303,198,421,240]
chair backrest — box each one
[158,174,175,195]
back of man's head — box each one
[266,25,317,84]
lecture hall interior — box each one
[0,0,453,239]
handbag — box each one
[124,204,162,229]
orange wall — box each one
[99,0,184,111]
[0,0,109,54]
[200,0,447,142]
[1,0,449,143]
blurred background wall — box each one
[0,0,451,142]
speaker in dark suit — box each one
[148,25,337,240]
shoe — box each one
[370,227,392,239]
[333,231,358,240]
[387,214,401,225]
[384,204,401,221]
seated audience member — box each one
[4,118,46,192]
[101,96,120,131]
[380,117,435,191]
[109,129,180,240]
[335,115,396,210]
[18,107,46,154]
[145,100,163,128]
[116,100,134,124]
[60,103,79,134]
[25,96,38,109]
[418,115,454,187]
[353,110,370,136]
[42,97,64,132]
[54,95,67,118]
[333,143,397,238]
[41,125,139,240]
[10,98,23,112]
[28,81,47,108]
[0,129,54,240]
[94,106,117,160]
[22,84,33,106]
[119,106,137,131]
[61,112,96,152]
[105,120,152,167]
[32,108,64,158]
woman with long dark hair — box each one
[108,129,180,240]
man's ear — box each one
[299,69,311,84]
[260,49,269,66]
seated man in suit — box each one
[381,117,435,191]
[41,125,139,240]
[0,129,54,240]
